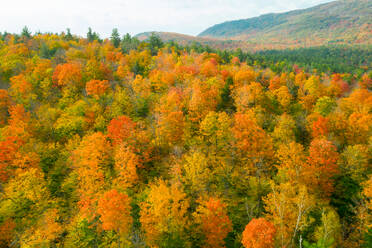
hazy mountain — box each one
[135,31,250,50]
[198,0,372,47]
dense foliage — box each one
[254,46,372,76]
[159,40,372,76]
[0,29,371,248]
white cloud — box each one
[0,0,334,37]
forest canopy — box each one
[0,29,371,248]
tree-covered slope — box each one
[199,0,372,47]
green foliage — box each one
[110,28,121,48]
[121,33,140,54]
[65,28,73,40]
[87,27,100,43]
[314,97,337,116]
[65,219,100,248]
[255,46,372,75]
[21,26,31,38]
[363,228,372,248]
[148,33,164,55]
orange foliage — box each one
[149,69,176,91]
[9,74,32,99]
[97,189,132,235]
[232,112,274,171]
[346,112,372,144]
[71,132,111,219]
[201,59,218,77]
[269,73,287,91]
[12,151,40,170]
[303,138,339,198]
[242,218,276,248]
[340,89,372,114]
[233,82,264,112]
[114,144,139,189]
[233,69,257,87]
[0,219,16,247]
[86,79,110,98]
[188,79,220,122]
[3,104,31,140]
[194,197,232,248]
[312,116,329,138]
[156,88,185,146]
[359,73,371,89]
[23,208,63,245]
[107,115,136,146]
[52,63,82,87]
[0,136,23,182]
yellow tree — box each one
[155,88,185,147]
[19,208,63,247]
[271,113,296,146]
[199,111,232,158]
[182,151,210,194]
[233,82,265,112]
[264,182,314,248]
[275,142,306,183]
[0,168,51,245]
[140,180,189,247]
[274,86,292,110]
[113,143,139,189]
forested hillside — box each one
[136,33,372,76]
[199,0,372,48]
[0,30,371,248]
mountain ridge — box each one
[136,0,371,51]
[198,0,371,47]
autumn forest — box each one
[0,28,371,248]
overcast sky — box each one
[0,0,334,37]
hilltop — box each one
[198,0,371,48]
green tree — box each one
[21,26,31,38]
[87,27,100,42]
[110,28,121,48]
[148,33,163,55]
[65,28,73,40]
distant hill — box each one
[135,31,251,51]
[198,0,372,48]
[136,32,207,44]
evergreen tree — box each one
[21,26,31,38]
[65,28,73,40]
[148,33,163,55]
[87,27,94,42]
[110,28,121,48]
[86,27,100,42]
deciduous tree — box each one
[194,197,232,248]
[242,218,276,248]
